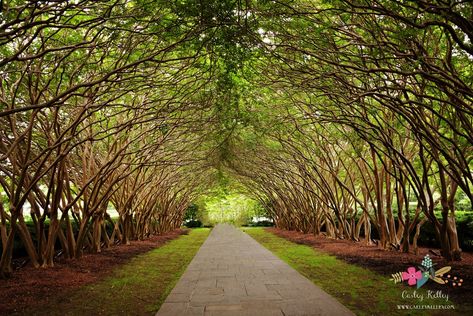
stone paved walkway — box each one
[156,224,354,316]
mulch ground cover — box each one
[268,227,473,312]
[0,229,187,315]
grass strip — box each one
[244,227,457,316]
[30,228,210,316]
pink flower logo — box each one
[402,267,422,286]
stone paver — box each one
[156,224,354,316]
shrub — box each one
[184,220,202,228]
[250,220,274,227]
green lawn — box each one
[244,227,457,316]
[26,228,210,316]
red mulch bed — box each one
[0,229,187,315]
[268,227,473,312]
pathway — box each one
[156,224,353,316]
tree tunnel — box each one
[1,0,472,278]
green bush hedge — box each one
[184,220,203,228]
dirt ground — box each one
[268,227,473,312]
[0,229,187,315]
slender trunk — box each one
[17,214,40,267]
[92,216,102,253]
[57,227,69,257]
[75,214,90,258]
[0,211,19,278]
[43,216,59,267]
[413,218,427,255]
[361,188,372,245]
[64,213,76,259]
[0,202,9,256]
[385,163,397,246]
[371,148,388,248]
[447,181,461,260]
[438,163,461,261]
[0,231,15,278]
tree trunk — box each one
[413,218,427,255]
[17,214,40,268]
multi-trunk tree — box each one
[1,0,471,278]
